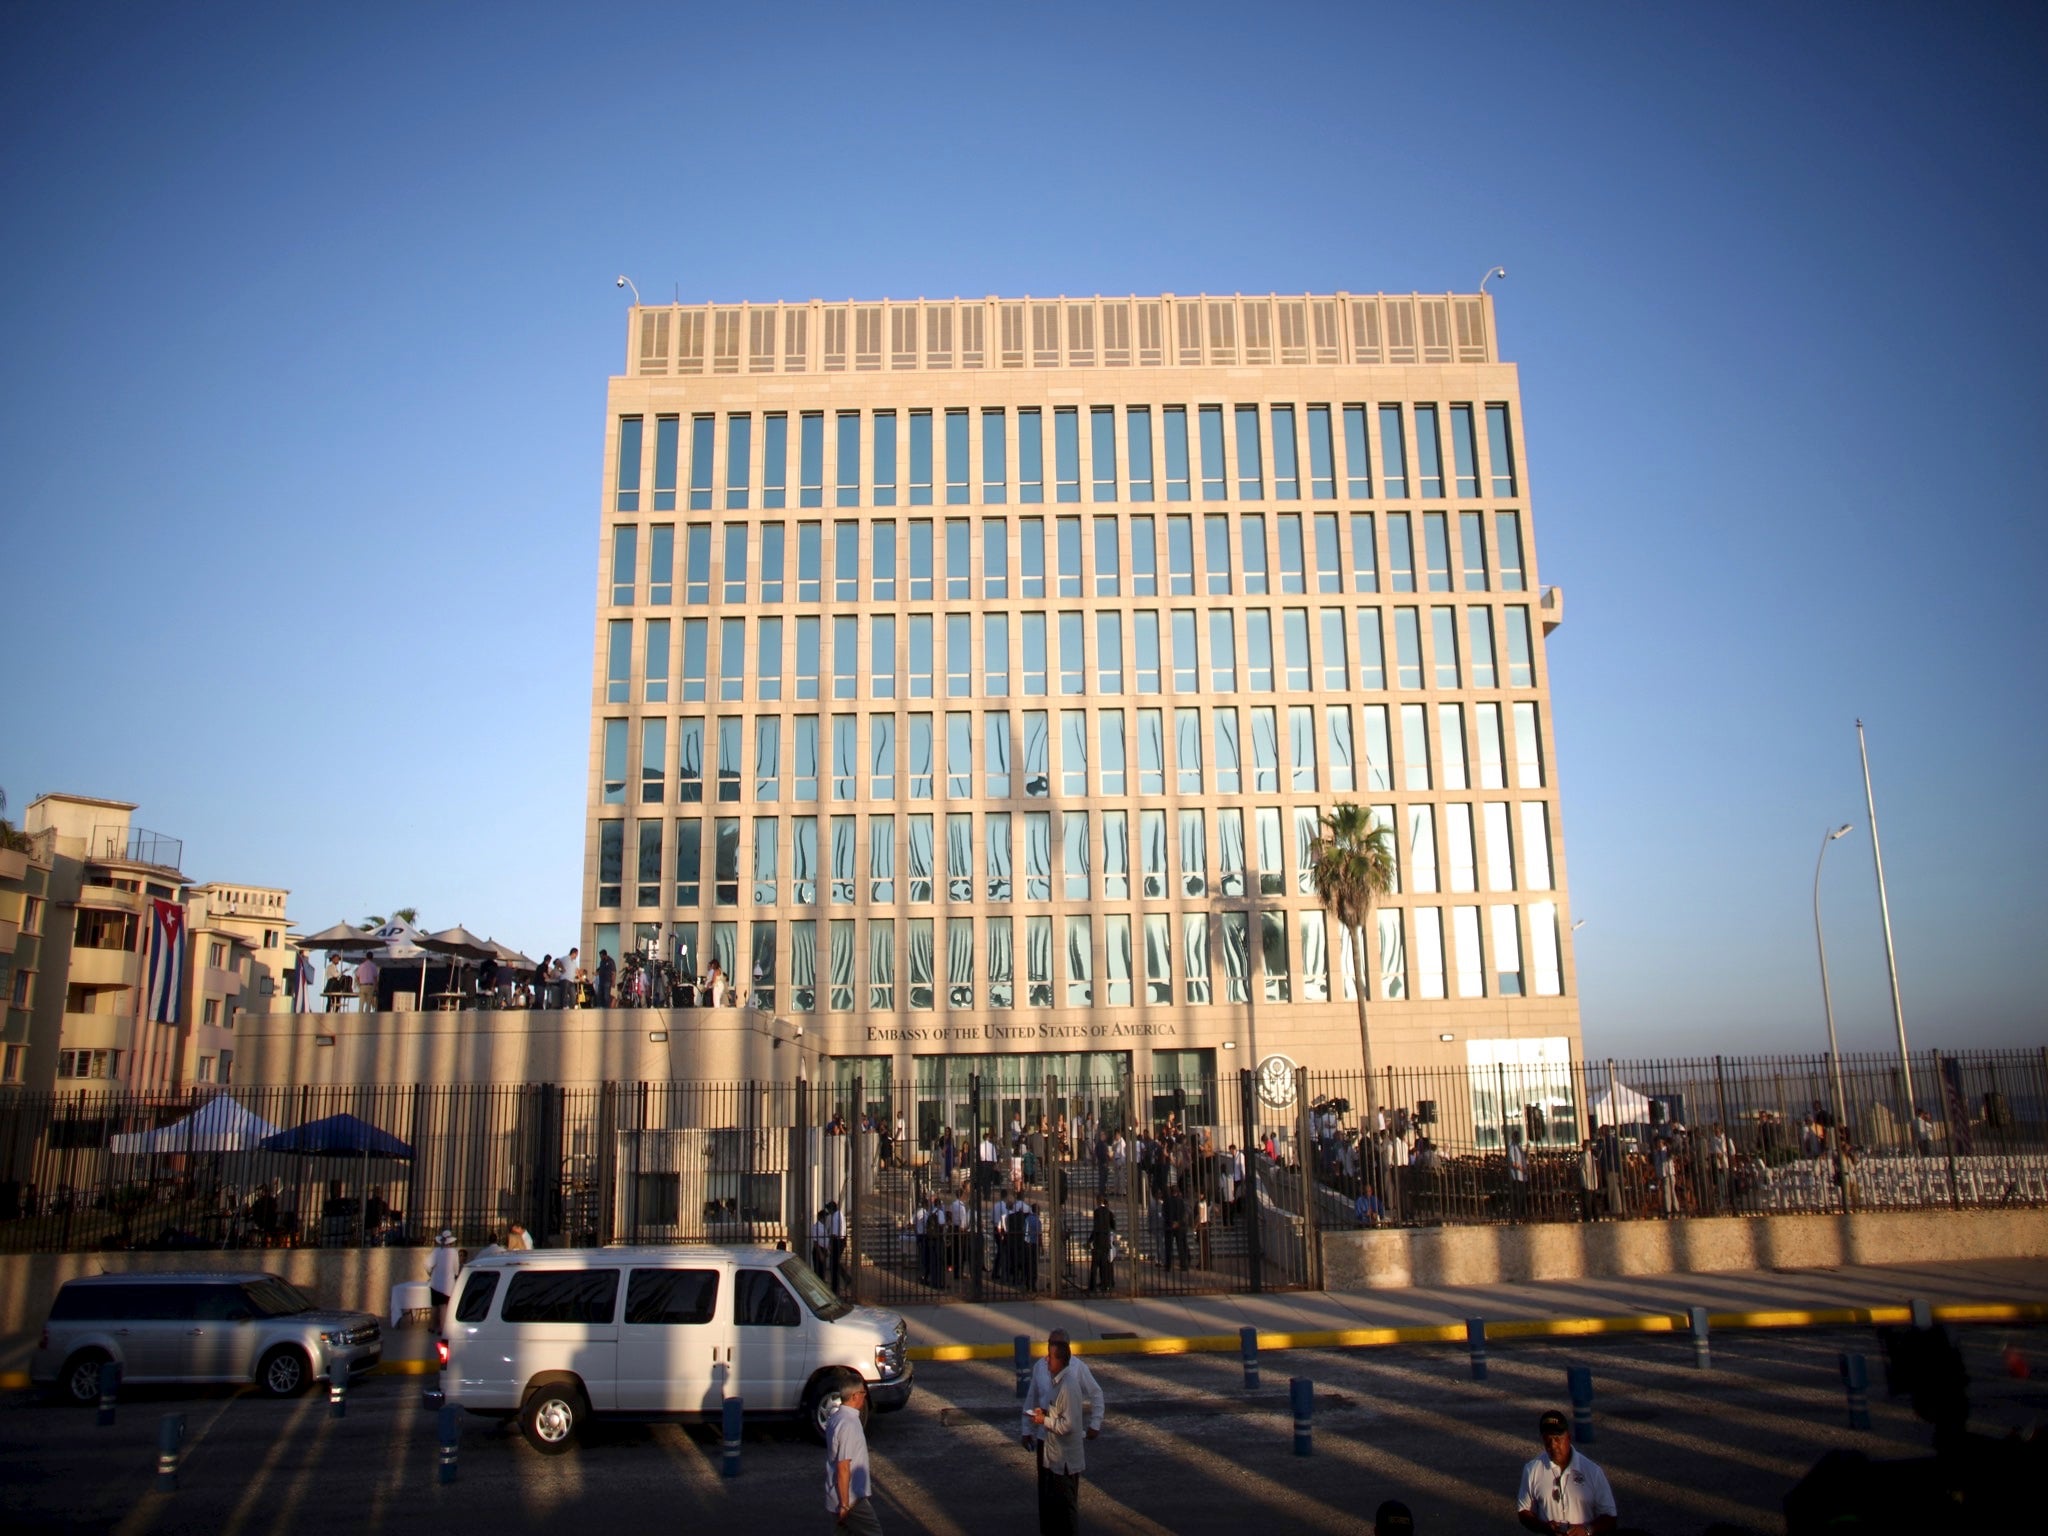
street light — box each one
[1814,823,1854,1138]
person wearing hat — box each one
[429,1229,462,1317]
[1517,1410,1616,1535]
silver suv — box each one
[33,1273,382,1403]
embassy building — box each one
[581,290,1578,1120]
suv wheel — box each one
[258,1346,310,1398]
[802,1367,867,1445]
[60,1350,110,1407]
[520,1383,584,1454]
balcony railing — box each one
[89,826,183,872]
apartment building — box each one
[582,291,1576,1117]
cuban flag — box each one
[293,949,315,1011]
[144,898,185,1024]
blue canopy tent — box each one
[260,1113,416,1245]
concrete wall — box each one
[0,1247,425,1385]
[1322,1208,2048,1291]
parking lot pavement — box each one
[2,1325,2041,1535]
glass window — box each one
[947,815,974,902]
[1198,405,1227,500]
[1105,913,1134,1006]
[1058,612,1084,695]
[909,519,933,599]
[904,614,928,697]
[829,918,854,1007]
[983,518,1008,597]
[982,408,1008,503]
[714,818,740,905]
[1496,512,1526,591]
[1440,703,1468,790]
[1529,899,1561,997]
[831,615,857,699]
[1018,408,1044,503]
[716,718,743,803]
[799,412,824,508]
[1393,608,1423,689]
[756,521,783,603]
[1311,513,1341,595]
[1446,804,1476,892]
[1092,516,1120,596]
[1327,704,1355,792]
[984,613,1010,695]
[908,916,934,1004]
[1143,912,1172,1004]
[1513,701,1544,787]
[650,524,674,605]
[601,717,627,804]
[869,916,895,1009]
[1476,703,1506,789]
[684,524,712,604]
[1134,611,1161,694]
[790,615,819,699]
[1486,404,1518,498]
[724,523,749,603]
[1282,609,1310,691]
[1306,405,1336,499]
[753,816,780,901]
[1178,805,1208,895]
[1289,704,1317,789]
[908,714,934,798]
[833,520,858,602]
[1130,516,1157,595]
[797,521,821,601]
[645,617,671,702]
[1387,513,1415,592]
[674,817,701,905]
[946,519,971,598]
[869,816,896,903]
[606,619,631,703]
[835,411,860,507]
[718,617,745,700]
[1167,514,1194,594]
[596,820,623,905]
[677,718,705,803]
[1361,704,1391,792]
[1214,708,1241,794]
[1209,611,1237,691]
[983,712,1011,797]
[1400,702,1431,789]
[1163,406,1191,501]
[872,520,897,600]
[1181,912,1210,1004]
[1269,517,1302,599]
[1350,512,1378,592]
[1099,709,1126,793]
[1205,513,1232,595]
[901,409,925,505]
[1255,806,1285,898]
[689,415,715,509]
[1065,916,1093,1006]
[1021,612,1047,696]
[907,819,934,905]
[1271,404,1299,500]
[986,915,1013,1006]
[763,413,788,509]
[611,525,637,606]
[1522,803,1552,890]
[1134,707,1165,793]
[1025,812,1052,901]
[1410,907,1445,1000]
[1415,404,1443,498]
[1432,606,1461,687]
[1492,905,1524,996]
[641,722,668,809]
[616,416,644,511]
[1341,404,1371,498]
[1022,710,1050,797]
[793,716,818,801]
[1126,406,1153,501]
[1250,706,1280,792]
[1057,517,1083,597]
[1459,511,1488,590]
[1060,710,1088,796]
[789,916,816,1005]
[1055,407,1081,502]
[872,411,897,506]
[726,414,752,509]
[868,713,895,799]
[986,812,1013,900]
[1450,405,1478,498]
[1174,706,1204,793]
[945,409,970,505]
[1019,516,1045,598]
[626,1268,719,1327]
[1423,512,1451,592]
[945,711,972,797]
[1505,607,1534,687]
[1379,406,1407,499]
[1063,811,1091,899]
[1235,405,1263,499]
[1467,607,1496,688]
[681,618,707,701]
[503,1269,619,1325]
[1171,611,1198,692]
[1320,608,1348,689]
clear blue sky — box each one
[3,2,2043,1054]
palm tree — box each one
[392,907,419,928]
[360,915,385,932]
[1309,803,1396,1121]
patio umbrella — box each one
[487,940,535,971]
[414,925,496,1004]
[260,1112,415,1247]
[293,921,389,954]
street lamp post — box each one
[1857,720,1915,1131]
[1813,824,1854,1138]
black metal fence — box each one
[0,1048,2040,1298]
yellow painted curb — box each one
[901,1300,2047,1363]
[1,1370,28,1390]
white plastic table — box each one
[389,1280,434,1326]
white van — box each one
[429,1245,912,1453]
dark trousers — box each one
[1169,1227,1191,1270]
[830,1497,884,1535]
[1037,1462,1080,1536]
[1088,1247,1113,1292]
[1023,1240,1038,1289]
[830,1236,846,1290]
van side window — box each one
[190,1286,249,1321]
[455,1271,500,1324]
[125,1284,194,1321]
[500,1269,619,1325]
[625,1269,720,1326]
[734,1270,799,1328]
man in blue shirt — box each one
[825,1381,880,1531]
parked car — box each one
[32,1272,383,1403]
[428,1245,912,1453]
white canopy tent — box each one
[109,1096,282,1155]
[1590,1080,1654,1127]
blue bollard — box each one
[1290,1377,1313,1456]
[1015,1334,1033,1399]
[1240,1326,1260,1390]
[1466,1317,1488,1382]
[1839,1351,1871,1430]
[1689,1306,1711,1370]
[329,1375,347,1419]
[1566,1365,1596,1443]
[722,1396,743,1478]
[156,1413,184,1492]
[97,1360,120,1427]
[1910,1298,1933,1331]
[437,1404,460,1484]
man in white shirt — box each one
[1516,1409,1617,1536]
[353,955,379,1011]
[947,1191,968,1279]
[825,1380,880,1532]
[827,1201,847,1291]
[1021,1330,1103,1536]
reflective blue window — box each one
[1379,406,1407,499]
[873,412,897,507]
[1343,405,1371,498]
[909,411,932,505]
[1018,409,1044,503]
[1235,406,1263,500]
[1414,405,1443,499]
[611,525,637,606]
[982,410,1007,503]
[601,718,627,804]
[836,412,861,507]
[688,415,715,509]
[649,524,674,605]
[1487,405,1518,497]
[1306,406,1335,500]
[606,620,631,704]
[1496,512,1526,591]
[762,413,787,509]
[652,416,677,511]
[616,416,643,512]
[799,413,824,508]
[1271,405,1299,500]
[1163,407,1191,501]
[1450,406,1479,498]
[1199,406,1227,500]
[726,415,752,510]
[1126,407,1153,502]
[1055,408,1081,502]
[946,410,970,504]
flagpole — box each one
[1857,719,1914,1128]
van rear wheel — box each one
[802,1367,867,1445]
[520,1382,585,1454]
